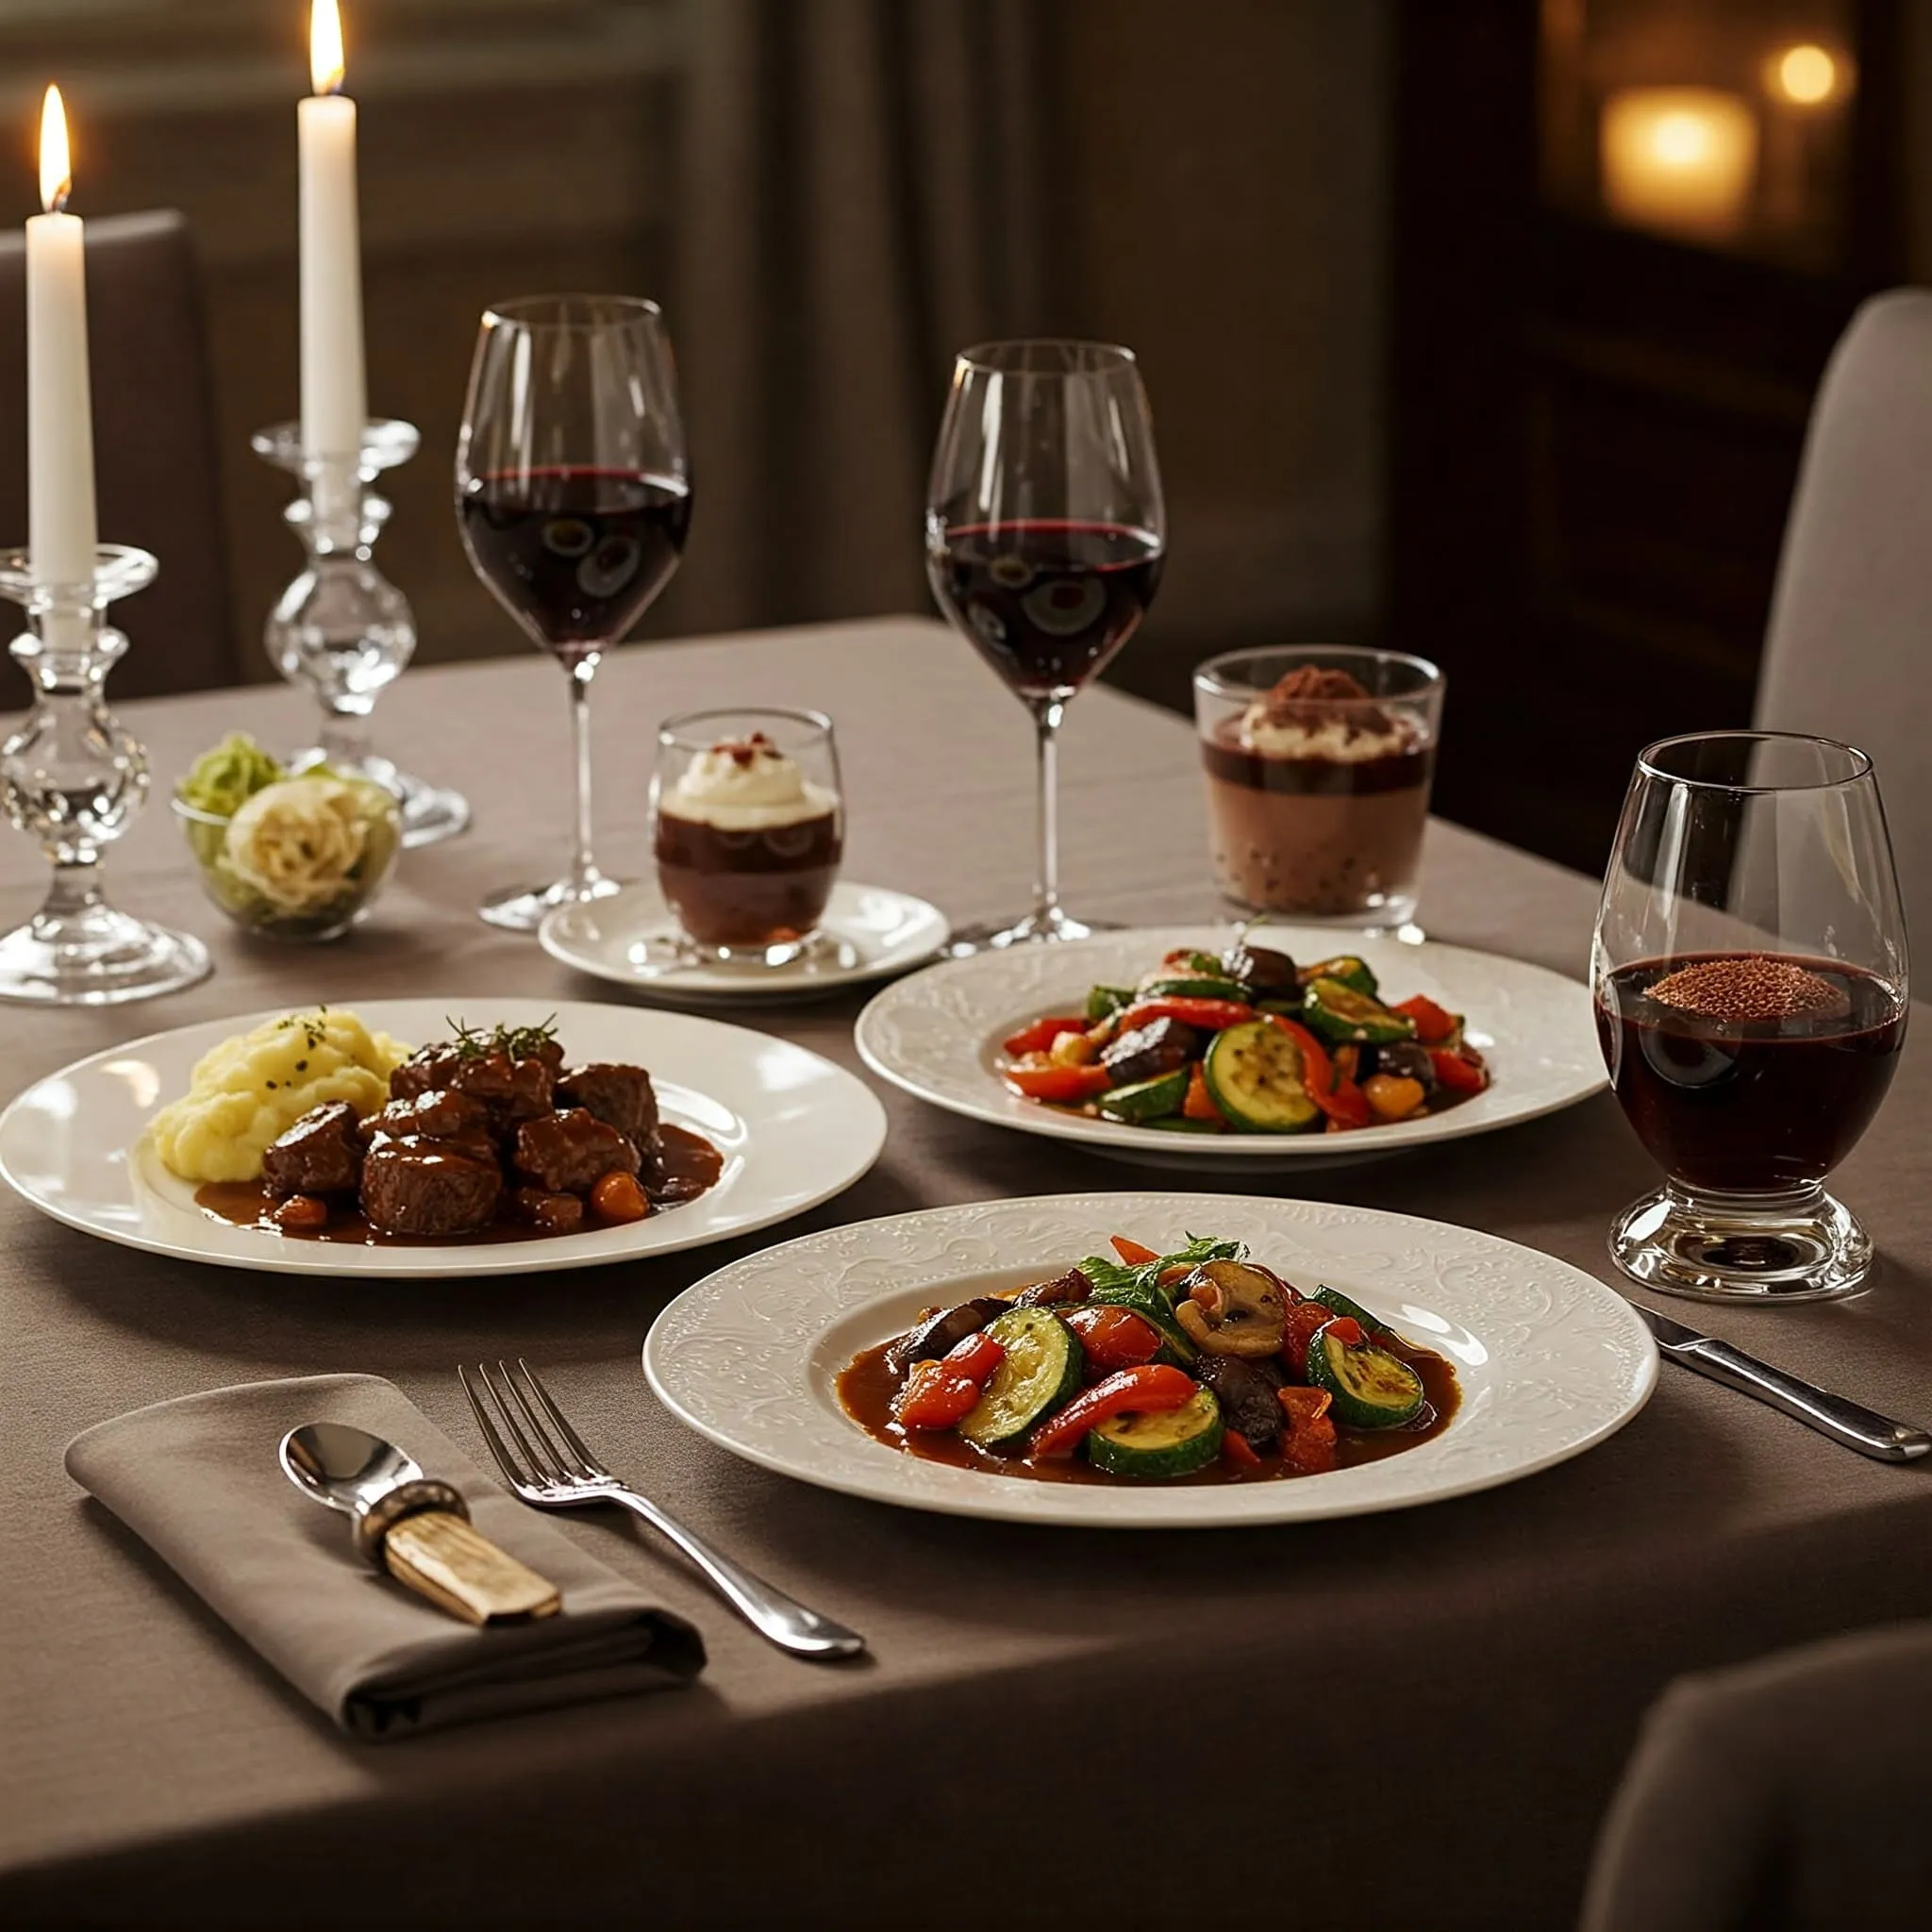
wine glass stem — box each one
[41,855,103,923]
[1029,695,1066,927]
[568,660,598,892]
[319,706,372,771]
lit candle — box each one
[26,85,97,591]
[298,0,366,460]
[1601,88,1758,242]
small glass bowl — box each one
[174,776,402,943]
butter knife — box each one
[1633,1303,1932,1463]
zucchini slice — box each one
[1305,1320,1425,1429]
[1097,1068,1189,1124]
[1086,984,1135,1022]
[958,1307,1083,1447]
[1086,1388,1223,1478]
[1298,954,1379,997]
[1310,1285,1401,1343]
[1203,1020,1322,1133]
[1301,977,1417,1047]
[1135,974,1253,1004]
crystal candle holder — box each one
[0,545,211,1005]
[253,418,470,847]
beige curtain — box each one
[668,0,1048,633]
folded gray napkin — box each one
[65,1372,704,1740]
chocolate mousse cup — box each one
[1193,646,1444,930]
[650,708,844,964]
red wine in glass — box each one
[458,467,691,664]
[927,519,1164,698]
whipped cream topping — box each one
[1237,706,1416,762]
[662,735,838,830]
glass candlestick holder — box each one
[253,418,470,847]
[0,545,211,1005]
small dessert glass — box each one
[1193,645,1444,931]
[1591,731,1909,1302]
[649,708,844,968]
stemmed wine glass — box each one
[456,295,691,930]
[925,340,1165,952]
[1591,731,1909,1301]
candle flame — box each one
[38,85,70,214]
[310,0,345,97]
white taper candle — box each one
[298,0,367,460]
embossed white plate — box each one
[541,880,950,1004]
[854,924,1605,1170]
[0,997,887,1278]
[645,1192,1657,1527]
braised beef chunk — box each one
[512,1108,641,1195]
[510,1187,586,1236]
[1015,1266,1093,1307]
[262,1102,363,1198]
[556,1063,659,1158]
[1193,1354,1287,1451]
[361,1087,494,1153]
[360,1138,502,1236]
[884,1298,1008,1378]
[391,1043,554,1134]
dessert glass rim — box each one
[657,704,836,754]
[1636,729,1874,794]
[954,338,1138,377]
[480,292,664,335]
[1193,642,1442,707]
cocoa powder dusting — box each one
[1648,957,1852,1025]
[1261,664,1394,736]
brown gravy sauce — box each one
[837,1324,1459,1488]
[194,1123,724,1247]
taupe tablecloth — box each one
[1,617,1927,1929]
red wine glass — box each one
[1592,731,1909,1302]
[456,294,691,930]
[926,340,1165,952]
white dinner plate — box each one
[540,879,950,1004]
[854,924,1606,1170]
[645,1191,1657,1528]
[0,996,888,1278]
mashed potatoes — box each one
[150,1007,410,1184]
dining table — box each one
[2,613,1928,1931]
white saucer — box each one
[540,879,950,1003]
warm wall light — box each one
[1601,88,1757,241]
[1770,43,1840,108]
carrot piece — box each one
[1110,1235,1161,1266]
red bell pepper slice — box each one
[1220,1428,1263,1468]
[1392,994,1459,1044]
[941,1328,1007,1383]
[1281,1300,1334,1378]
[1115,995,1255,1033]
[1316,1078,1373,1130]
[1001,1014,1090,1058]
[1428,1048,1489,1095]
[1004,1063,1112,1104]
[1181,1062,1224,1123]
[892,1360,982,1430]
[1277,1384,1339,1474]
[1065,1305,1164,1371]
[1027,1364,1198,1458]
[1109,1234,1160,1266]
[1322,1316,1368,1349]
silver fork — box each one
[460,1358,865,1660]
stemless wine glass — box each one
[925,340,1165,952]
[456,295,691,930]
[1591,731,1909,1302]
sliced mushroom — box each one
[1174,1258,1289,1358]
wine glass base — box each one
[479,870,624,934]
[0,906,211,1007]
[943,908,1124,958]
[1608,1183,1874,1304]
[292,750,471,849]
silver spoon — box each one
[280,1422,559,1625]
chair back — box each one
[1757,289,1932,934]
[0,208,236,702]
